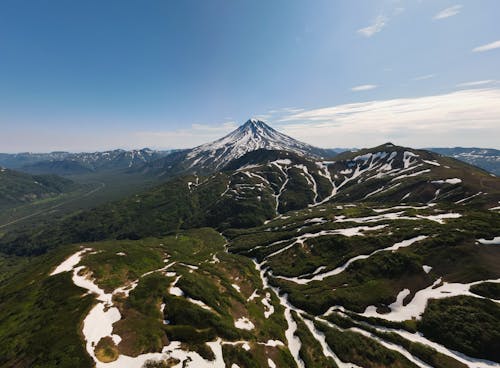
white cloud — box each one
[357,15,387,37]
[456,80,497,87]
[351,84,377,92]
[132,121,237,149]
[433,5,462,20]
[413,74,435,81]
[0,121,239,153]
[274,88,500,148]
[472,40,500,52]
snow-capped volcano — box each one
[185,119,327,170]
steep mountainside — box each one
[1,134,499,367]
[322,143,499,205]
[429,147,500,175]
[0,167,76,208]
[138,119,335,176]
[2,191,499,367]
[3,144,499,256]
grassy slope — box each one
[0,245,94,368]
[0,168,76,209]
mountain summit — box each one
[185,119,329,170]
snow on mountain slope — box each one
[215,144,500,215]
[184,119,329,170]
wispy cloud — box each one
[351,84,377,92]
[275,88,500,148]
[413,74,435,81]
[433,5,463,20]
[357,15,387,37]
[472,40,500,52]
[456,80,498,87]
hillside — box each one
[0,167,76,209]
[0,149,172,176]
[2,143,498,256]
[0,121,499,368]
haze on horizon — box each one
[1,0,499,153]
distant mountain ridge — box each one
[0,167,76,208]
[429,147,500,176]
[0,148,172,175]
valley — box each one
[0,120,499,368]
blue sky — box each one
[0,0,499,152]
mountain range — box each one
[0,119,499,368]
[0,148,172,175]
[428,147,500,176]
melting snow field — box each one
[234,317,255,330]
[361,278,500,321]
[276,235,428,284]
[50,249,228,368]
[477,236,500,245]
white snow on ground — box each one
[372,205,435,213]
[268,358,277,368]
[169,276,184,296]
[83,304,122,359]
[265,224,387,259]
[368,323,500,368]
[101,339,226,368]
[403,151,419,168]
[168,274,212,310]
[334,211,461,224]
[276,235,427,284]
[361,278,500,322]
[272,159,292,165]
[477,236,500,245]
[422,160,440,166]
[389,289,411,310]
[455,192,483,204]
[301,317,362,368]
[348,326,433,368]
[210,253,220,264]
[252,260,305,368]
[232,283,241,292]
[364,186,385,199]
[431,178,462,185]
[391,169,431,181]
[295,164,319,203]
[186,297,212,311]
[51,250,230,368]
[422,265,432,273]
[304,217,326,224]
[416,213,462,224]
[50,248,90,275]
[116,252,126,256]
[262,292,274,318]
[113,280,139,298]
[281,298,305,368]
[234,317,255,330]
[247,289,259,301]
